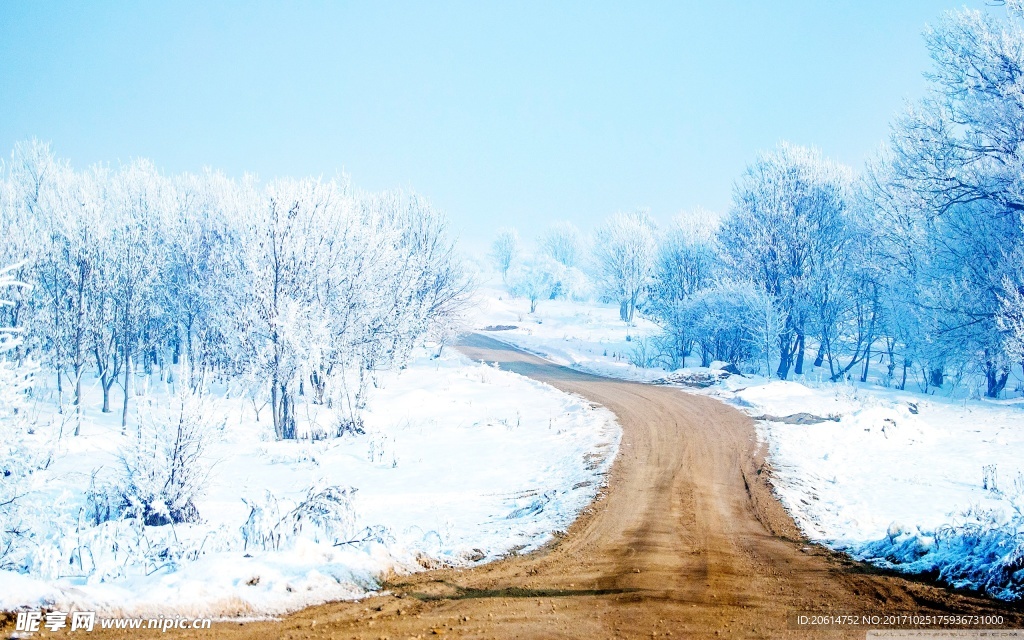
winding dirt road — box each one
[44,334,1024,638]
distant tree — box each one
[490,227,519,283]
[647,210,719,367]
[509,257,558,313]
[593,210,657,323]
[539,221,583,268]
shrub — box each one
[114,391,216,526]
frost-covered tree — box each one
[108,160,167,427]
[593,210,657,323]
[333,192,470,426]
[866,3,1024,396]
[719,143,852,380]
[647,210,719,367]
[230,181,469,439]
[35,165,106,427]
[509,257,558,313]
[231,177,349,439]
[539,221,583,268]
[490,227,518,284]
[161,170,237,388]
[0,142,470,439]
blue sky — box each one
[0,1,992,245]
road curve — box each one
[72,334,1023,639]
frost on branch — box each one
[113,391,215,526]
[241,484,359,552]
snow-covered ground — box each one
[0,350,620,617]
[468,285,665,382]
[474,287,1024,600]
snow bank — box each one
[713,377,1024,600]
[0,350,620,616]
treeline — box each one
[0,142,469,438]
[493,5,1024,398]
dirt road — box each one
[42,334,1024,638]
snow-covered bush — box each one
[241,484,359,551]
[686,284,763,368]
[857,505,1024,601]
[643,281,777,371]
[55,516,236,581]
[113,391,216,526]
[627,336,660,369]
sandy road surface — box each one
[22,333,1024,639]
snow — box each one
[696,376,1024,599]
[725,380,1024,599]
[0,349,620,616]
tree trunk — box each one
[122,353,131,429]
[271,382,281,439]
[272,380,297,440]
[172,325,181,365]
[56,367,63,415]
[186,316,196,387]
[627,292,639,323]
[794,333,805,375]
[73,366,83,436]
[860,341,871,383]
[776,336,792,380]
[619,300,629,322]
[73,275,86,411]
[74,366,82,408]
[985,356,1009,398]
[281,384,296,439]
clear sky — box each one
[0,1,995,246]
